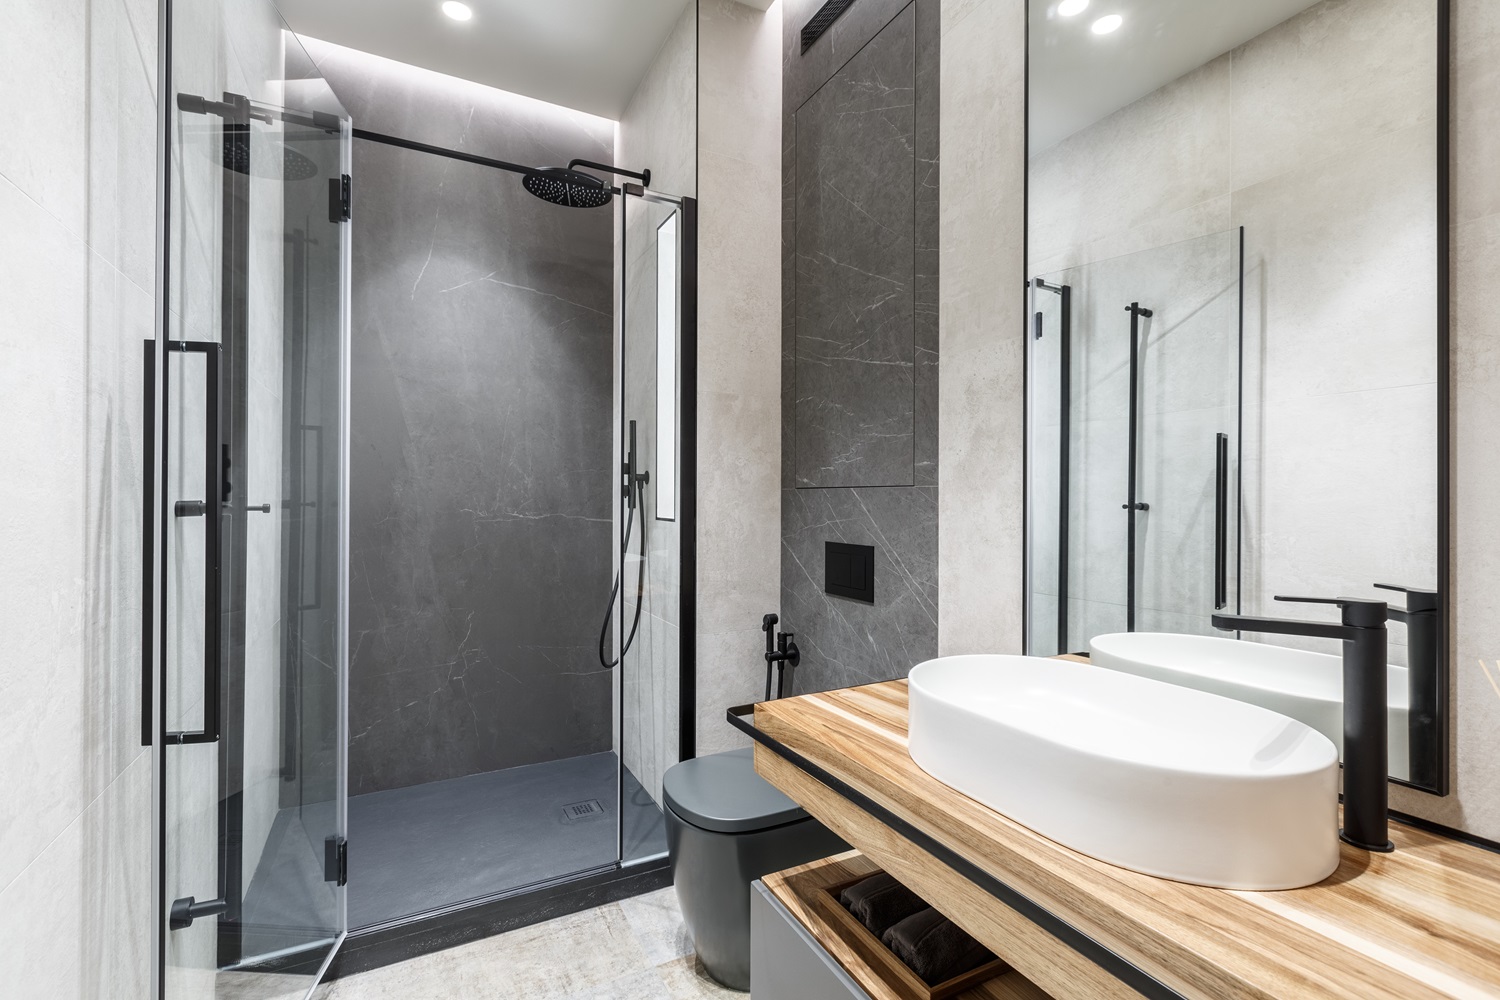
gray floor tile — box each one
[655,956,745,998]
[447,903,653,996]
[315,880,738,999]
[619,886,695,967]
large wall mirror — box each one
[1024,0,1448,794]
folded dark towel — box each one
[839,873,930,937]
[881,907,997,986]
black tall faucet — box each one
[1211,596,1394,852]
[1376,583,1441,790]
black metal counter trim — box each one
[726,703,1189,1000]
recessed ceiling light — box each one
[1091,13,1123,34]
[441,1,473,21]
[1058,0,1089,16]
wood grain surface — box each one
[763,851,1056,1000]
[753,681,1500,1000]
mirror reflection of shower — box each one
[1026,228,1243,657]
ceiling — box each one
[274,0,693,119]
[1030,0,1321,152]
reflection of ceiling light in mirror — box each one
[441,1,473,21]
[1058,0,1089,16]
[1091,13,1123,34]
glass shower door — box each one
[617,189,693,867]
[1027,229,1241,654]
[154,89,351,1000]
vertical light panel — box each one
[656,212,679,520]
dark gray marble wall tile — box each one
[782,1,936,494]
[913,0,940,487]
[781,486,938,693]
[783,0,924,115]
[321,49,619,796]
[779,0,939,687]
[793,5,917,488]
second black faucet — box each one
[1212,595,1394,853]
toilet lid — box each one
[663,748,809,834]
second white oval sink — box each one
[907,655,1339,890]
[1088,631,1411,778]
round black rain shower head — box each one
[521,166,613,208]
[222,133,321,181]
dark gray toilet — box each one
[664,747,847,992]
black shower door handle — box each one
[1214,432,1228,611]
[142,339,225,746]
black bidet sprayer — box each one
[598,420,650,668]
[762,613,800,700]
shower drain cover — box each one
[561,799,606,823]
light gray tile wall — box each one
[695,0,785,754]
[937,0,1026,656]
[781,0,940,694]
[952,0,1500,840]
[0,0,157,994]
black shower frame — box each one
[1019,0,1451,799]
[1030,278,1070,652]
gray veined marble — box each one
[781,486,938,693]
[793,4,918,488]
[780,0,940,693]
[316,43,621,795]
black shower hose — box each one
[597,491,647,669]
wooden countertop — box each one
[751,680,1500,1000]
[762,851,1055,1000]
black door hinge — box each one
[324,836,348,886]
[328,174,351,223]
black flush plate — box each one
[825,542,875,604]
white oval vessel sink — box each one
[1088,632,1410,778]
[907,655,1339,890]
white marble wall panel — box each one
[694,0,784,754]
[0,0,159,991]
[937,0,1026,656]
[0,165,93,894]
[1028,55,1232,270]
[1228,0,1436,193]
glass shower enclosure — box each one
[148,3,352,998]
[149,7,699,989]
[335,119,696,931]
[1027,229,1243,655]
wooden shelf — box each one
[763,851,1056,1000]
[750,681,1500,1000]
